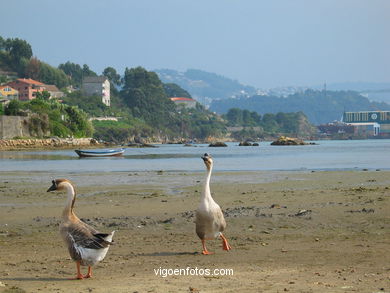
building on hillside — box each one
[82,76,110,106]
[44,84,64,99]
[342,111,390,137]
[170,97,197,109]
[0,85,19,100]
[6,78,46,101]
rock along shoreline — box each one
[0,137,100,150]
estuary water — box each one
[0,139,389,173]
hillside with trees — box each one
[62,66,227,142]
[223,108,316,140]
[210,89,390,125]
[0,37,70,88]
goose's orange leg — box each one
[220,233,232,251]
[71,261,84,280]
[201,239,214,255]
[84,266,92,278]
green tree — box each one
[261,113,279,133]
[38,61,69,88]
[103,67,121,86]
[0,36,5,51]
[58,62,96,88]
[6,38,32,63]
[225,108,243,126]
[3,38,32,75]
[36,90,51,101]
[58,61,84,87]
[242,109,256,126]
[64,106,93,137]
[121,67,176,127]
[163,83,191,98]
[0,102,3,115]
[25,56,40,80]
[4,99,23,115]
[251,111,261,124]
[82,64,97,77]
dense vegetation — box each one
[163,83,191,98]
[0,36,32,77]
[223,108,316,140]
[211,89,390,125]
[58,62,97,88]
[2,97,92,138]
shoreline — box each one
[1,136,388,151]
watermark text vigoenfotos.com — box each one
[154,267,234,278]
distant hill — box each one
[320,82,390,92]
[155,69,257,104]
[210,89,390,125]
[314,82,390,104]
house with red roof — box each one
[6,78,46,101]
[170,97,197,109]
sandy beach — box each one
[0,170,389,293]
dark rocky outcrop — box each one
[271,136,308,146]
[209,142,227,147]
[239,141,259,146]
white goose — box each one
[47,179,115,279]
[195,153,232,255]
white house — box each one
[82,76,110,106]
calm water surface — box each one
[0,140,389,172]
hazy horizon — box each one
[1,0,389,89]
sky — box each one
[1,0,389,89]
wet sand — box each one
[0,170,389,293]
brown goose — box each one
[47,179,114,279]
[195,153,231,255]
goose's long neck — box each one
[62,183,76,219]
[202,165,213,202]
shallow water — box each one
[0,139,389,172]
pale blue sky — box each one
[1,0,389,88]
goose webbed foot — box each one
[83,266,92,278]
[201,239,214,255]
[220,234,232,251]
[72,274,84,280]
[70,261,84,280]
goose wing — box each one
[213,207,227,232]
[61,221,113,261]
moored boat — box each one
[75,148,125,157]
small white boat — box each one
[75,148,125,157]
